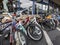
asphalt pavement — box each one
[0,26,60,45]
[28,26,60,45]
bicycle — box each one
[37,14,57,30]
[18,15,43,41]
[0,13,27,45]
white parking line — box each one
[56,27,60,31]
[43,30,53,45]
[0,35,2,36]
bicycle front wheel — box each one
[27,24,43,41]
[14,30,27,45]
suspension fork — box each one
[10,25,14,45]
[10,27,16,44]
[33,16,41,27]
[10,21,16,45]
[51,19,55,25]
[20,24,27,36]
[17,21,27,36]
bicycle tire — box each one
[14,30,27,45]
[27,24,43,41]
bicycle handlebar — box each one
[1,22,12,32]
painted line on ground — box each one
[56,27,60,31]
[43,30,53,45]
[0,35,2,36]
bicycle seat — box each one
[0,16,4,19]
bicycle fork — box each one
[10,26,15,45]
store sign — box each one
[43,0,49,3]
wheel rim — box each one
[15,31,26,45]
[28,25,42,40]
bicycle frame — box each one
[15,15,40,36]
[20,15,41,27]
